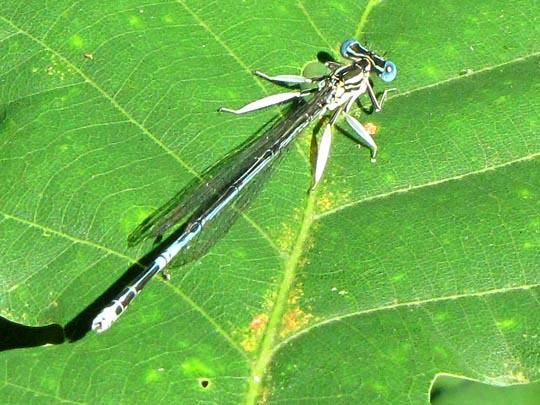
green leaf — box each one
[1,0,539,403]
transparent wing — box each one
[127,116,281,246]
[170,98,322,266]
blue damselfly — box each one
[92,39,397,333]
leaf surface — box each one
[1,0,539,403]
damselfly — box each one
[92,39,397,333]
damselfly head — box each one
[340,39,397,82]
[341,39,371,59]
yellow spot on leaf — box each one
[496,319,516,330]
[129,15,143,28]
[145,369,163,382]
[276,222,295,252]
[317,191,334,211]
[241,336,257,352]
[181,358,213,378]
[316,188,352,213]
[280,286,314,338]
[280,308,312,337]
[70,34,84,48]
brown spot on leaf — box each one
[250,313,268,331]
[363,122,380,135]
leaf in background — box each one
[1,0,539,403]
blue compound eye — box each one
[379,60,397,82]
[341,39,365,59]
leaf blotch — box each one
[280,286,313,338]
[181,358,213,378]
[69,35,84,49]
[241,313,269,352]
[496,319,517,330]
[129,15,144,28]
